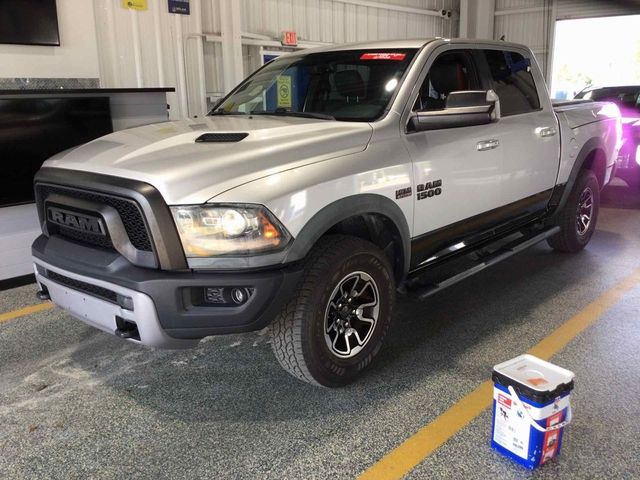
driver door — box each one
[402,48,504,268]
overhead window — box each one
[483,50,540,116]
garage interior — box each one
[1,0,640,479]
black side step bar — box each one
[407,226,560,301]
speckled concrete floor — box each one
[0,183,639,480]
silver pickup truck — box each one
[32,39,621,387]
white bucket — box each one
[491,354,575,469]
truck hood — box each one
[44,116,373,205]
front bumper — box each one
[34,258,196,349]
[32,234,303,348]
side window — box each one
[483,50,540,116]
[413,51,480,112]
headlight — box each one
[169,205,290,257]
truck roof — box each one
[312,38,531,53]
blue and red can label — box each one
[491,383,570,469]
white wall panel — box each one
[494,12,548,48]
[238,0,458,43]
[496,0,544,9]
[94,0,207,119]
[493,0,552,78]
[0,0,100,79]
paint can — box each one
[491,354,574,469]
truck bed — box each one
[554,100,618,129]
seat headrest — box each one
[334,70,366,98]
[430,61,464,94]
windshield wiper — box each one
[249,109,335,120]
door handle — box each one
[536,126,557,138]
[476,139,499,151]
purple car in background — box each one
[575,85,640,190]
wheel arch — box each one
[555,137,607,213]
[283,194,411,281]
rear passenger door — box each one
[480,48,560,212]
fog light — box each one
[231,288,246,304]
[202,287,251,306]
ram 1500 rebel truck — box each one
[32,39,621,387]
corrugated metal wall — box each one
[93,0,207,120]
[94,0,459,119]
[239,0,459,43]
[493,0,553,78]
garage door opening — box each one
[550,14,640,99]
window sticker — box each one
[277,76,292,108]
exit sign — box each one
[281,31,297,46]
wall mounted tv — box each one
[0,0,60,46]
[0,97,113,207]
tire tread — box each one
[548,169,599,252]
[270,235,390,387]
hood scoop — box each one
[195,132,249,143]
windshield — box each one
[211,49,418,122]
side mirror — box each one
[408,90,501,132]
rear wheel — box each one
[270,235,395,387]
[547,169,600,253]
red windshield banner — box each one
[360,52,406,61]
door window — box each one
[413,51,480,112]
[483,50,540,116]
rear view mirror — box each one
[408,90,501,132]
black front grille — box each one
[36,184,153,252]
[58,225,114,250]
[46,270,118,304]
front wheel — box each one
[547,169,600,253]
[270,235,395,387]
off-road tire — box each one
[270,235,395,387]
[547,169,600,253]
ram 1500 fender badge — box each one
[416,179,443,200]
[395,187,412,199]
[47,206,106,235]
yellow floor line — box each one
[0,302,54,323]
[357,266,640,480]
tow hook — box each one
[36,287,50,301]
[115,316,140,341]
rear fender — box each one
[548,137,605,217]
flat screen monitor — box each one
[0,97,113,207]
[0,0,60,46]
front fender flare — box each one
[283,194,411,276]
